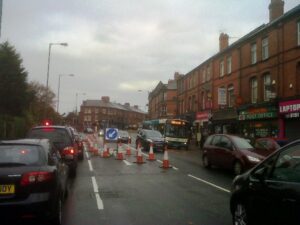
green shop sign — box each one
[238,106,278,121]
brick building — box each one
[148,73,182,119]
[79,96,147,130]
[158,0,300,141]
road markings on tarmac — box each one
[88,159,93,172]
[188,174,230,193]
[124,160,132,166]
[92,176,104,210]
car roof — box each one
[0,138,49,145]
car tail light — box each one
[63,146,75,155]
[21,171,54,186]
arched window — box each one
[263,73,271,101]
[228,84,234,107]
[251,77,258,103]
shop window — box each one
[262,37,269,60]
[263,74,271,101]
[251,43,257,64]
[251,77,258,103]
[228,85,234,107]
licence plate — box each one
[0,185,15,194]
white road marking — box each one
[91,176,104,210]
[88,160,93,172]
[123,160,132,166]
[172,166,179,170]
[188,174,230,193]
[156,160,163,163]
[95,193,104,210]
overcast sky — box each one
[1,0,299,114]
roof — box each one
[0,139,49,146]
[185,4,300,75]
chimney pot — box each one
[219,33,229,52]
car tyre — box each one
[202,155,211,168]
[233,202,249,225]
[233,161,243,175]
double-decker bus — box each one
[142,119,191,150]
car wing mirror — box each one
[252,167,266,182]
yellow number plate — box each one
[0,185,15,194]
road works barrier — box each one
[147,143,155,161]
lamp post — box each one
[75,92,86,115]
[45,42,68,116]
[57,74,74,113]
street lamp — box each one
[75,92,86,115]
[45,42,68,116]
[57,74,74,113]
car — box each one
[27,125,78,177]
[74,133,84,160]
[117,130,131,144]
[254,137,280,157]
[0,139,68,225]
[202,134,265,175]
[135,129,166,152]
[230,139,300,225]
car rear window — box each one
[27,128,72,149]
[145,130,162,138]
[0,145,45,166]
[232,136,254,149]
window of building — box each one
[202,92,205,110]
[251,43,257,64]
[220,60,224,77]
[102,108,107,114]
[262,37,269,60]
[227,56,232,74]
[263,73,271,101]
[206,65,211,81]
[202,69,206,83]
[298,21,300,46]
[228,85,234,107]
[84,108,91,114]
[251,77,258,103]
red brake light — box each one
[63,147,75,155]
[21,171,54,186]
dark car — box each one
[135,129,166,152]
[202,134,265,175]
[118,130,131,144]
[254,137,280,157]
[0,139,68,225]
[27,125,78,177]
[230,139,300,225]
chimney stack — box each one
[219,33,229,52]
[101,96,110,103]
[269,0,284,22]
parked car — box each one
[230,139,300,225]
[118,130,131,144]
[135,129,166,152]
[202,134,265,175]
[254,137,280,157]
[0,139,68,225]
[27,125,78,177]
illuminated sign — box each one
[170,120,185,125]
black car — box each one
[118,130,131,144]
[27,125,78,177]
[135,129,166,152]
[230,139,300,225]
[0,139,68,225]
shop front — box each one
[279,99,300,141]
[237,104,278,140]
[211,108,238,134]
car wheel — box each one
[202,155,211,168]
[233,203,249,225]
[233,161,243,175]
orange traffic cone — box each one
[147,143,155,161]
[160,146,172,169]
[126,145,131,156]
[102,145,110,158]
[134,146,145,164]
[116,143,124,160]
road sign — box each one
[105,128,118,141]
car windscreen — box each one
[145,130,162,138]
[0,145,45,166]
[119,131,129,137]
[232,136,254,149]
[27,128,72,149]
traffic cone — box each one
[102,145,110,158]
[134,146,145,164]
[147,143,155,161]
[126,145,131,156]
[160,146,172,169]
[136,143,142,157]
[116,143,124,160]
